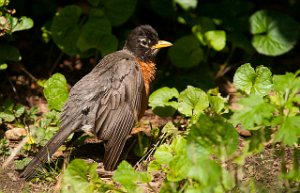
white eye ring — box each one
[139,38,150,47]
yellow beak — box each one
[152,40,173,49]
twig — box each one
[20,65,38,82]
[2,135,28,168]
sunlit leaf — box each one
[231,94,276,129]
[233,63,272,96]
[178,86,209,117]
[250,10,300,56]
[11,16,33,32]
[149,87,179,117]
[274,115,300,146]
[174,0,197,10]
[204,30,226,51]
[43,73,69,111]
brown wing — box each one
[61,50,144,170]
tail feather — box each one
[20,127,74,180]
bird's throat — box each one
[136,59,156,96]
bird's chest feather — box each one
[136,60,156,96]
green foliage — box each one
[169,35,204,68]
[233,63,273,96]
[0,138,10,156]
[250,10,300,56]
[43,73,69,111]
[149,87,179,117]
[0,1,33,70]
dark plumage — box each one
[20,25,172,180]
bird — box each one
[20,25,172,180]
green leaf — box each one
[15,104,25,117]
[169,35,204,68]
[0,112,15,122]
[14,158,32,170]
[231,94,276,129]
[43,73,69,111]
[77,15,115,55]
[167,155,191,182]
[174,0,197,10]
[161,121,178,136]
[150,0,175,18]
[113,161,151,192]
[0,45,21,61]
[274,116,300,145]
[233,63,272,96]
[178,86,209,117]
[0,0,10,7]
[62,159,103,193]
[204,30,226,51]
[0,63,7,70]
[153,144,173,165]
[11,16,33,32]
[102,0,137,26]
[189,114,238,157]
[149,87,179,117]
[250,10,300,56]
[51,5,81,55]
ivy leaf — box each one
[43,73,69,111]
[178,86,209,117]
[250,10,300,56]
[149,87,179,117]
[233,63,272,96]
[15,104,25,117]
[231,94,276,129]
[204,30,226,51]
[274,116,300,146]
[113,161,151,192]
[169,35,204,68]
[62,159,104,193]
[153,144,173,165]
[51,5,81,55]
[11,16,34,32]
[174,0,197,10]
[167,155,191,182]
[0,112,15,122]
[102,0,137,26]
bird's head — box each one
[124,25,172,62]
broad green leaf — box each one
[153,144,173,165]
[15,104,25,117]
[273,73,300,96]
[113,161,151,192]
[231,94,276,129]
[102,0,137,26]
[77,16,110,51]
[274,116,300,145]
[0,112,15,122]
[189,114,238,157]
[51,5,81,55]
[0,45,21,61]
[169,35,204,68]
[178,86,209,117]
[11,16,33,32]
[62,159,103,193]
[14,158,31,170]
[192,17,216,45]
[43,73,69,111]
[174,0,197,10]
[167,155,191,182]
[233,63,272,96]
[149,87,179,117]
[97,34,118,56]
[0,63,7,70]
[250,10,300,56]
[204,30,226,51]
[208,92,227,114]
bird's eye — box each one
[139,38,149,47]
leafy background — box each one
[1,0,300,192]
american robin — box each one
[20,25,172,179]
